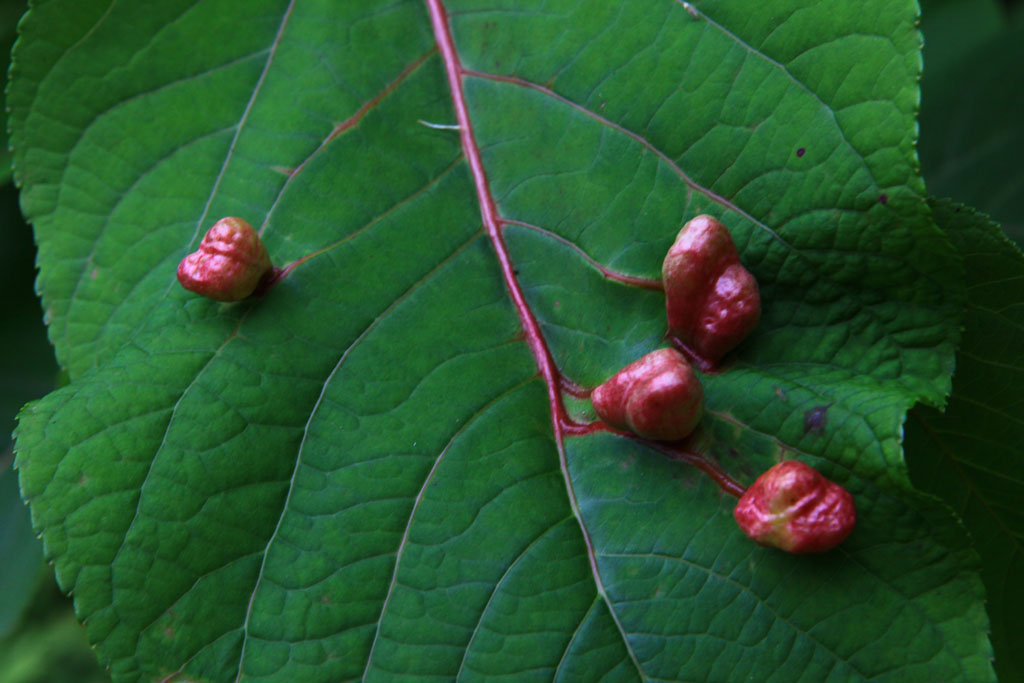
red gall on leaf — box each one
[591,348,703,441]
[734,460,856,554]
[663,214,760,367]
[177,217,273,301]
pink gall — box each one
[177,217,273,301]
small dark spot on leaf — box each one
[879,193,888,204]
[796,147,805,158]
[804,405,831,435]
[513,268,519,275]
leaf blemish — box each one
[879,193,888,204]
[803,405,831,435]
[796,147,805,158]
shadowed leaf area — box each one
[8,0,999,680]
[906,199,1024,682]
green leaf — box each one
[0,458,43,640]
[0,61,57,640]
[0,0,28,184]
[906,198,1024,682]
[10,0,992,680]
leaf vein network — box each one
[235,227,485,680]
[462,68,792,250]
[678,0,886,182]
[359,374,543,679]
[455,515,577,678]
[600,549,871,677]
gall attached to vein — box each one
[591,348,704,441]
[734,460,856,554]
[177,217,273,301]
[663,214,760,366]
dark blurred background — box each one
[919,0,1024,242]
[0,0,1020,680]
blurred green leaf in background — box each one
[910,6,1024,678]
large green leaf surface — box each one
[10,0,993,680]
[905,199,1024,682]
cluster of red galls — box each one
[177,215,856,554]
[591,215,856,554]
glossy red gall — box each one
[662,214,760,366]
[177,217,273,301]
[734,460,856,554]
[591,348,703,441]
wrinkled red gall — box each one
[591,348,703,441]
[177,217,273,301]
[734,460,856,554]
[663,214,760,366]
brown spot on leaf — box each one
[804,404,831,435]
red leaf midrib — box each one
[423,0,747,493]
[424,0,581,439]
[424,2,658,678]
